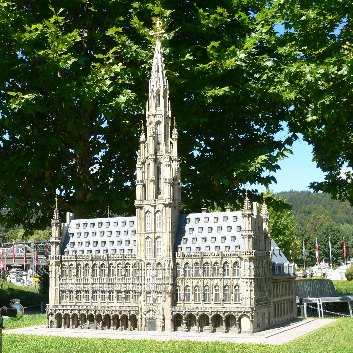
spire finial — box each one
[141,120,144,132]
[155,18,164,39]
[55,195,58,209]
[173,116,176,128]
[107,206,110,218]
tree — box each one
[0,1,294,229]
[265,193,301,261]
[270,0,353,205]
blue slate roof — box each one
[61,212,290,271]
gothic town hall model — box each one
[47,23,296,333]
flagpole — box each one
[329,237,332,269]
[303,239,306,272]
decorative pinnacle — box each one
[55,195,58,209]
[141,120,145,132]
[154,18,164,39]
[173,116,176,128]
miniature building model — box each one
[47,25,296,333]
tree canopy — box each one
[0,0,293,228]
[1,0,353,229]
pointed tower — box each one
[49,197,61,306]
[135,20,182,260]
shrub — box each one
[345,266,353,281]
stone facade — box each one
[47,25,296,333]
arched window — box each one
[213,262,220,277]
[184,263,190,277]
[125,263,131,277]
[184,286,191,302]
[156,211,162,231]
[92,264,98,278]
[214,285,220,302]
[203,263,210,277]
[61,265,67,278]
[155,237,162,257]
[84,263,89,277]
[146,237,152,258]
[108,263,115,277]
[117,263,122,277]
[194,263,200,277]
[156,89,161,108]
[146,212,152,232]
[68,264,73,278]
[223,262,230,277]
[77,264,82,278]
[204,285,210,302]
[176,263,181,277]
[157,165,162,196]
[92,290,98,301]
[100,263,106,277]
[194,286,201,303]
[156,263,163,279]
[233,261,240,277]
[224,285,230,302]
[234,285,240,302]
[156,122,162,144]
[146,263,152,282]
[176,286,181,302]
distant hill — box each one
[276,191,353,228]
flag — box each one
[343,239,347,259]
[24,247,27,265]
[315,238,319,263]
[35,246,38,263]
[329,237,332,265]
[0,247,3,270]
[302,239,307,259]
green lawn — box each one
[3,313,46,330]
[2,318,353,353]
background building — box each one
[47,25,296,333]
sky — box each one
[266,137,325,193]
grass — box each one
[0,279,45,309]
[2,318,353,353]
[333,280,353,295]
[3,314,46,330]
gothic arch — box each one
[63,313,70,328]
[198,314,209,332]
[238,315,252,333]
[120,314,128,330]
[80,313,87,328]
[225,314,237,333]
[55,313,62,328]
[112,314,120,330]
[71,313,79,328]
[103,314,111,329]
[185,313,197,331]
[130,314,138,330]
[211,313,223,332]
[173,313,183,331]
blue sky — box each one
[267,138,325,193]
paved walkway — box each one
[4,318,336,345]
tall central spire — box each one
[147,19,170,120]
[135,20,181,261]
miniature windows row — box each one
[181,235,239,244]
[69,239,135,248]
[185,215,238,224]
[75,219,135,229]
[184,225,241,234]
[70,230,136,238]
